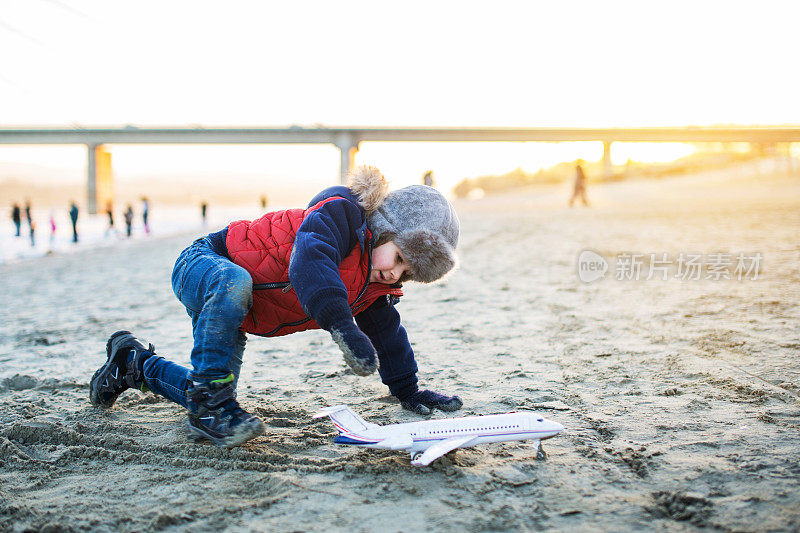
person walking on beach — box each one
[200,201,208,227]
[105,202,118,238]
[141,197,150,235]
[49,210,56,249]
[90,166,462,447]
[24,199,32,232]
[11,202,21,237]
[569,162,590,207]
[123,204,134,238]
[69,201,79,243]
[423,170,434,187]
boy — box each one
[90,166,463,447]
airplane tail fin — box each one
[312,405,378,434]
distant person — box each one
[69,201,79,243]
[124,204,134,238]
[29,219,36,248]
[49,210,57,248]
[260,195,268,210]
[423,170,434,187]
[569,162,590,207]
[200,201,208,227]
[24,199,32,231]
[105,202,117,238]
[89,165,462,448]
[11,202,21,237]
[141,197,150,235]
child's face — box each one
[370,241,410,284]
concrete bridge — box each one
[1,126,799,213]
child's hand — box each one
[329,320,378,376]
[400,389,463,415]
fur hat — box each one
[348,166,459,283]
[346,165,389,214]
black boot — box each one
[90,330,154,408]
[187,376,266,447]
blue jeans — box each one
[142,237,252,408]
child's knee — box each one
[212,267,253,317]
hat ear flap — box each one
[395,229,458,283]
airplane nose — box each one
[529,413,564,432]
[535,416,564,437]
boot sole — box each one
[187,418,266,448]
[89,330,134,408]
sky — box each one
[1,0,798,195]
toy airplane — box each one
[313,405,564,466]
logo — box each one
[577,249,608,283]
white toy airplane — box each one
[313,405,564,466]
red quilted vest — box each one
[225,197,403,337]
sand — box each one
[1,163,799,532]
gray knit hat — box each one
[367,185,460,283]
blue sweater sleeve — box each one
[289,195,364,330]
[355,298,419,400]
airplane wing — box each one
[412,436,477,466]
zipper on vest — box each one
[249,281,290,329]
[260,316,312,337]
[252,281,291,291]
[350,241,373,309]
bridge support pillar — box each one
[602,141,613,178]
[335,133,359,184]
[87,144,113,215]
[87,144,98,214]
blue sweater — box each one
[208,186,419,400]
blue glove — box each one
[329,319,378,376]
[400,389,463,415]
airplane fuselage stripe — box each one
[332,429,554,446]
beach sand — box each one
[1,164,799,532]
